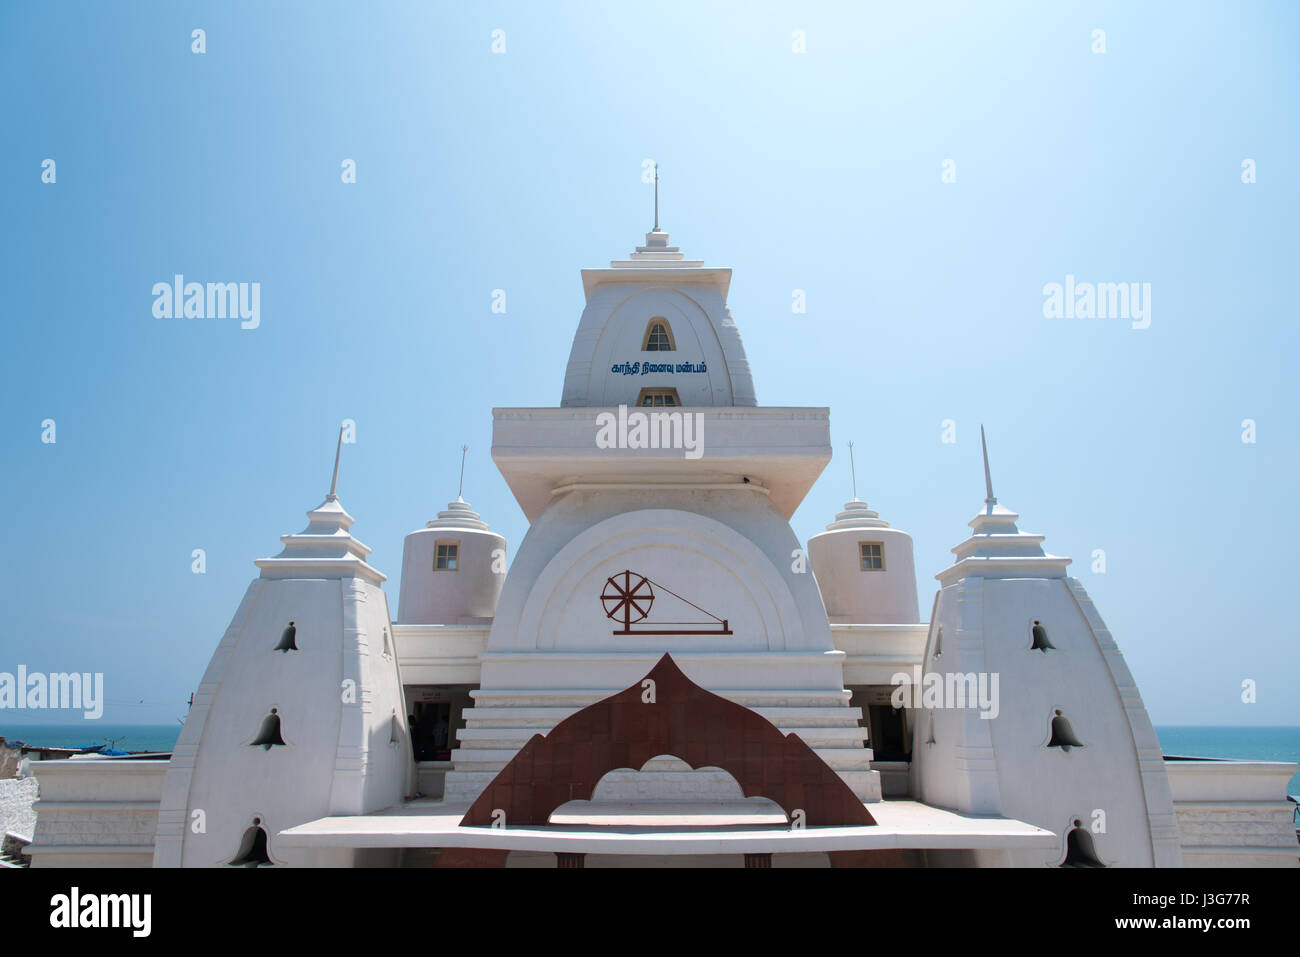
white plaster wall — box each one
[913,576,1179,867]
[561,284,755,407]
[809,525,920,624]
[483,491,838,692]
[29,760,165,868]
[336,577,412,817]
[446,489,881,802]
[909,581,1000,816]
[1166,759,1299,867]
[397,526,506,624]
[154,575,410,867]
[834,623,929,685]
[392,624,489,685]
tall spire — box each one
[327,426,344,502]
[653,162,660,232]
[257,426,383,584]
[457,444,468,500]
[848,440,858,501]
[936,427,1070,587]
[980,425,996,507]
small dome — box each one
[425,497,490,531]
[397,498,508,625]
[824,498,890,531]
[808,499,920,625]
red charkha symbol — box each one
[600,569,732,636]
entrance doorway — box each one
[405,685,475,762]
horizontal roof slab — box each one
[492,406,832,521]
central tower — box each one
[442,227,881,804]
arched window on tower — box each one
[642,318,676,351]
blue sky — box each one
[1,1,1296,728]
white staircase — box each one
[442,690,882,804]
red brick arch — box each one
[435,654,899,867]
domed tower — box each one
[152,436,412,867]
[808,497,920,625]
[445,216,881,803]
[910,428,1180,867]
[397,458,507,625]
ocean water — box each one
[0,723,182,753]
[4,723,1297,796]
[1155,726,1300,796]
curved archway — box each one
[517,508,804,653]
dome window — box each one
[434,541,459,571]
[859,541,885,571]
[637,387,680,407]
[642,318,676,352]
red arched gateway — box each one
[434,654,900,867]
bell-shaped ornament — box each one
[250,708,287,750]
[1030,620,1054,652]
[228,820,273,867]
[1061,821,1105,868]
[1047,710,1084,752]
[274,621,297,653]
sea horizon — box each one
[4,722,1297,790]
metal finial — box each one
[980,425,996,506]
[327,426,344,501]
[457,444,468,499]
[848,441,858,501]
[653,162,659,232]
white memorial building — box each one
[28,212,1298,868]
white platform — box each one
[277,799,1056,856]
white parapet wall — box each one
[392,623,489,686]
[28,758,168,868]
[1165,759,1299,867]
[833,623,928,686]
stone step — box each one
[455,726,869,750]
[461,705,866,729]
[469,690,853,709]
[442,766,883,803]
[448,745,874,772]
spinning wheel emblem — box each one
[602,571,655,627]
[599,569,732,636]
